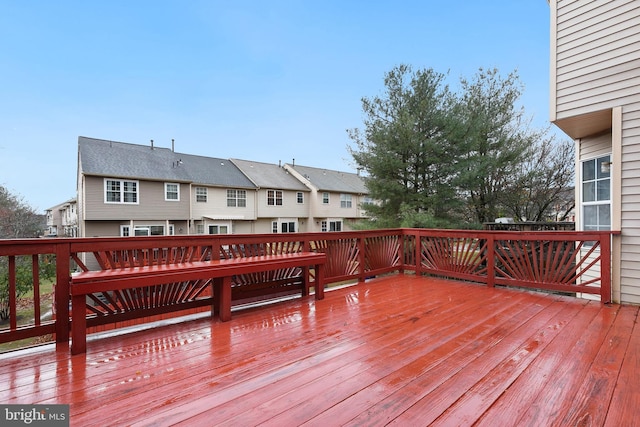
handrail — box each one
[0,228,617,351]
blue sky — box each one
[0,0,559,212]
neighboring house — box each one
[77,137,257,237]
[77,137,371,238]
[549,0,640,304]
[284,163,370,232]
[231,159,312,233]
[45,198,78,237]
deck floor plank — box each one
[1,274,639,427]
[478,305,619,426]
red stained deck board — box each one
[1,274,639,427]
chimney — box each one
[172,139,175,152]
[150,139,154,150]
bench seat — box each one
[70,252,326,354]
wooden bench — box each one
[70,252,326,354]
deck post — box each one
[358,235,366,283]
[55,242,71,345]
[600,232,612,304]
[414,230,422,276]
[486,234,495,288]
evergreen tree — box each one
[348,65,462,228]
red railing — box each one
[0,228,615,350]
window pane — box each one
[597,156,611,179]
[583,205,597,227]
[582,159,595,181]
[582,182,595,202]
[598,205,611,228]
[597,179,610,201]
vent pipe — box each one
[150,139,154,150]
[172,139,175,152]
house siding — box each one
[620,102,640,304]
[555,0,640,119]
[190,186,256,220]
[552,0,640,304]
[83,177,190,221]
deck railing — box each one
[0,228,615,350]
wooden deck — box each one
[1,274,638,426]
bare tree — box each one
[500,135,575,222]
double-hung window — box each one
[196,187,207,203]
[340,194,352,208]
[582,155,611,231]
[105,179,138,204]
[267,190,283,206]
[165,183,180,201]
[227,189,247,207]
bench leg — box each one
[212,278,220,319]
[71,295,87,355]
[217,276,232,322]
[301,266,310,297]
[315,263,325,300]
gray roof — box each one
[287,164,368,194]
[231,159,309,191]
[78,137,256,189]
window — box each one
[196,187,207,203]
[121,225,166,236]
[297,192,304,204]
[267,190,283,206]
[227,189,247,207]
[165,183,179,201]
[321,220,342,232]
[582,155,611,231]
[196,224,204,234]
[340,194,352,208]
[272,220,296,233]
[322,192,330,204]
[208,225,229,234]
[281,222,296,233]
[105,179,138,204]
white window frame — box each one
[227,189,247,207]
[297,192,304,204]
[321,219,342,232]
[340,194,352,208]
[120,224,167,236]
[271,219,297,233]
[322,192,330,204]
[581,154,611,232]
[195,187,208,203]
[208,224,229,235]
[267,190,283,206]
[105,178,139,204]
[165,183,180,201]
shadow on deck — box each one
[1,275,638,426]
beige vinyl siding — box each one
[579,131,611,158]
[555,0,640,120]
[257,189,309,218]
[620,102,640,304]
[83,176,189,220]
[190,187,256,220]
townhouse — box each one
[76,137,369,238]
[549,0,640,304]
[44,198,78,237]
[284,163,370,232]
